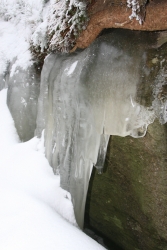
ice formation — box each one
[127,0,146,24]
[7,64,40,141]
[35,29,167,228]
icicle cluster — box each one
[48,0,88,52]
[127,0,146,24]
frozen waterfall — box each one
[36,30,165,228]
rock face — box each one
[7,65,40,141]
[76,0,167,49]
[86,121,167,250]
[85,40,167,249]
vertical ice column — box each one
[95,133,110,174]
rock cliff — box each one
[76,0,167,49]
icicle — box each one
[95,132,110,174]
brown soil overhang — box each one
[76,0,167,49]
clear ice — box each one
[7,64,40,141]
[36,30,166,228]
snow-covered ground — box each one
[0,89,105,250]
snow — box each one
[48,0,88,52]
[0,0,47,76]
[0,21,31,76]
[127,0,143,24]
[0,89,105,250]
